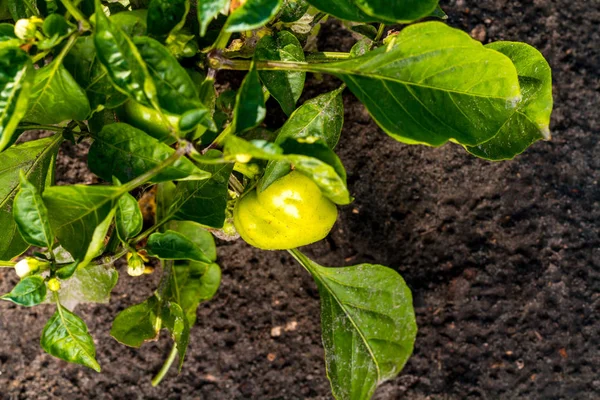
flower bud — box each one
[14,17,42,40]
[127,252,146,277]
[14,257,48,278]
[47,278,61,292]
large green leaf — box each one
[146,230,213,263]
[167,220,217,261]
[110,296,160,347]
[42,185,124,261]
[233,65,266,134]
[116,192,143,241]
[310,22,522,147]
[168,150,233,228]
[25,61,91,124]
[1,275,46,307]
[133,36,207,116]
[0,47,34,152]
[88,123,210,183]
[147,0,188,37]
[305,0,437,23]
[259,87,344,191]
[198,0,228,37]
[169,261,220,326]
[225,136,351,204]
[290,250,417,400]
[0,135,62,261]
[94,0,157,106]
[466,42,553,160]
[255,30,305,116]
[225,0,282,32]
[41,303,101,372]
[13,171,54,248]
[52,264,119,310]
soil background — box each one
[1,0,599,399]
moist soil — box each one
[1,0,599,399]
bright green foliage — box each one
[0,1,553,397]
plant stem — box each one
[121,144,188,193]
[151,345,178,387]
[60,0,91,31]
[374,23,386,42]
[208,55,341,75]
[17,125,64,132]
[305,52,351,63]
[287,248,316,275]
[0,262,16,268]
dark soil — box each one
[1,0,599,399]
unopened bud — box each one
[127,252,146,277]
[14,257,48,278]
[14,17,42,40]
[47,278,61,292]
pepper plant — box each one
[0,0,552,398]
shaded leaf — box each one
[290,250,417,400]
[279,0,309,22]
[13,171,54,248]
[147,0,188,37]
[41,304,101,372]
[161,301,190,369]
[0,135,62,261]
[198,0,228,36]
[110,296,160,347]
[110,9,148,37]
[168,220,217,261]
[233,65,266,134]
[0,47,35,152]
[466,42,553,160]
[225,0,282,32]
[1,275,46,307]
[306,0,437,23]
[88,123,210,184]
[146,230,213,263]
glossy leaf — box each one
[39,14,75,50]
[53,264,119,310]
[42,185,124,261]
[111,9,148,37]
[55,260,79,280]
[169,261,220,325]
[147,0,188,37]
[225,136,351,204]
[41,304,101,372]
[161,301,190,369]
[290,250,417,400]
[1,275,46,307]
[0,135,62,261]
[466,42,553,160]
[156,181,177,224]
[94,0,157,106]
[133,36,207,116]
[116,192,143,241]
[198,0,228,36]
[0,47,34,152]
[25,61,91,125]
[259,87,344,191]
[13,171,54,248]
[304,0,373,23]
[279,0,309,22]
[233,65,266,134]
[146,230,213,263]
[305,0,437,23]
[110,296,160,347]
[225,0,282,32]
[88,123,210,184]
[168,220,217,261]
[169,150,233,228]
[311,22,522,147]
[255,31,305,116]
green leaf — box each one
[278,0,309,22]
[146,230,213,263]
[0,47,35,152]
[225,0,282,32]
[41,303,101,372]
[304,0,373,23]
[0,23,18,42]
[53,263,119,310]
[198,0,228,36]
[466,42,553,160]
[234,65,266,134]
[88,123,210,184]
[255,30,305,116]
[110,9,148,37]
[110,296,160,347]
[311,22,521,147]
[169,261,220,325]
[156,181,176,225]
[133,36,207,116]
[116,192,143,241]
[8,0,40,19]
[25,61,91,125]
[147,0,188,37]
[1,275,46,307]
[161,301,190,369]
[0,135,62,261]
[13,171,54,248]
[168,220,217,261]
[305,0,437,23]
[169,150,233,228]
[259,87,344,191]
[55,260,79,280]
[38,14,75,50]
[290,250,417,400]
[225,136,351,204]
[94,0,157,106]
[42,185,124,261]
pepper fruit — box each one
[233,171,337,250]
